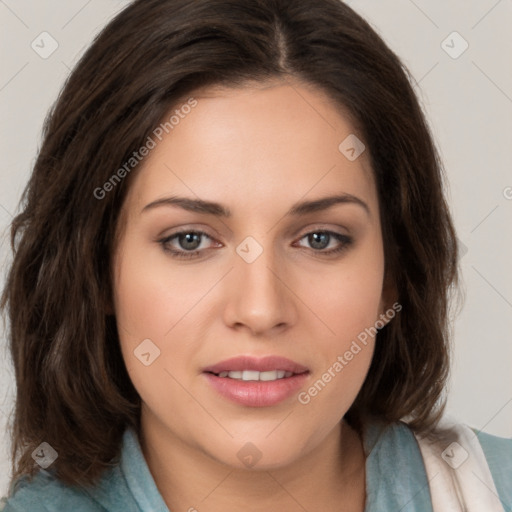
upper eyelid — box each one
[163,220,351,236]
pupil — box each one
[310,232,329,249]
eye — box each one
[158,230,219,259]
[294,230,353,256]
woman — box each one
[1,0,510,510]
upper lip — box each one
[202,356,309,375]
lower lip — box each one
[203,372,309,407]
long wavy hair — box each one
[1,0,460,492]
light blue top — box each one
[2,420,511,511]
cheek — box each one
[113,239,196,340]
[295,273,381,425]
[307,238,384,346]
[112,244,183,391]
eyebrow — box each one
[141,193,370,217]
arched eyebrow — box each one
[141,193,370,217]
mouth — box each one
[202,355,310,407]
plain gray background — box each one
[1,0,511,497]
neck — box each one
[140,413,366,512]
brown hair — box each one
[1,0,460,492]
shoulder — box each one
[365,419,431,480]
[0,465,128,512]
[363,418,512,509]
[362,419,434,510]
[1,469,100,512]
[409,418,512,508]
[363,417,423,458]
[0,427,164,512]
[475,428,512,505]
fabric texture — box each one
[1,420,511,512]
[413,418,507,511]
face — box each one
[112,80,391,470]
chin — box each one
[204,434,306,471]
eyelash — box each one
[158,229,353,260]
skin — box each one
[112,78,394,512]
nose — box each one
[222,240,297,336]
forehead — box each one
[121,80,377,221]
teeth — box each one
[260,370,279,381]
[241,370,259,381]
[216,370,295,381]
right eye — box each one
[158,230,221,259]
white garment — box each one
[413,417,505,511]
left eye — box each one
[295,231,350,251]
[159,230,353,259]
[160,231,215,256]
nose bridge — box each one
[226,234,293,333]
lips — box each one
[202,355,310,407]
[202,355,309,375]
